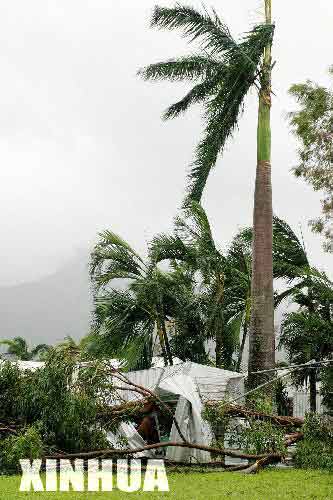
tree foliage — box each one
[90,229,204,368]
[295,413,333,471]
[0,337,49,361]
[289,67,333,252]
[0,350,111,461]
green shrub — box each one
[228,419,285,455]
[295,413,333,471]
[0,426,43,474]
[0,362,22,420]
[0,350,110,463]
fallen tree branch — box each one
[206,402,304,428]
[0,425,18,436]
[284,431,303,446]
[97,398,152,423]
[238,453,281,474]
[45,441,282,462]
[104,363,188,444]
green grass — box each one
[0,469,331,499]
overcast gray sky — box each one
[0,0,331,286]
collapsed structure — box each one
[107,361,244,463]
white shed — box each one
[107,361,244,463]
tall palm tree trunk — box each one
[248,0,275,392]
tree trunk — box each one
[237,318,248,372]
[215,276,225,368]
[161,318,173,365]
[248,0,275,392]
[216,330,223,368]
[156,320,168,366]
[309,369,317,413]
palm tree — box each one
[0,336,49,361]
[224,228,252,371]
[280,280,333,412]
[151,200,242,369]
[138,3,275,388]
[90,230,191,368]
[222,215,319,372]
[248,0,275,390]
[54,335,88,359]
[267,216,333,412]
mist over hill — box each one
[0,252,92,347]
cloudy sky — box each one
[0,0,331,287]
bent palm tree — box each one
[90,230,189,368]
[151,200,242,368]
[272,218,333,411]
[139,2,275,388]
[280,279,333,412]
[225,229,252,371]
[0,336,49,361]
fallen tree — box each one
[205,401,304,428]
[66,363,305,473]
[45,440,284,461]
[0,357,307,474]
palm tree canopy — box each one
[90,228,201,368]
[150,200,241,368]
[138,4,275,200]
[0,337,49,361]
[280,280,333,387]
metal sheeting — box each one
[111,362,244,463]
[107,422,155,458]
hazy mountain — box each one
[0,252,92,347]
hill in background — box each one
[0,252,92,347]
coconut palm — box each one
[0,336,49,361]
[90,230,195,368]
[138,2,276,388]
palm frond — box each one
[151,4,235,55]
[90,230,144,288]
[176,200,213,246]
[162,73,221,119]
[274,281,308,307]
[138,54,219,82]
[31,344,50,357]
[187,24,274,201]
[273,216,309,280]
[149,233,196,266]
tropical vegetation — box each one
[88,199,333,394]
[0,0,332,485]
[0,337,49,361]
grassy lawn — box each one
[0,469,331,499]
